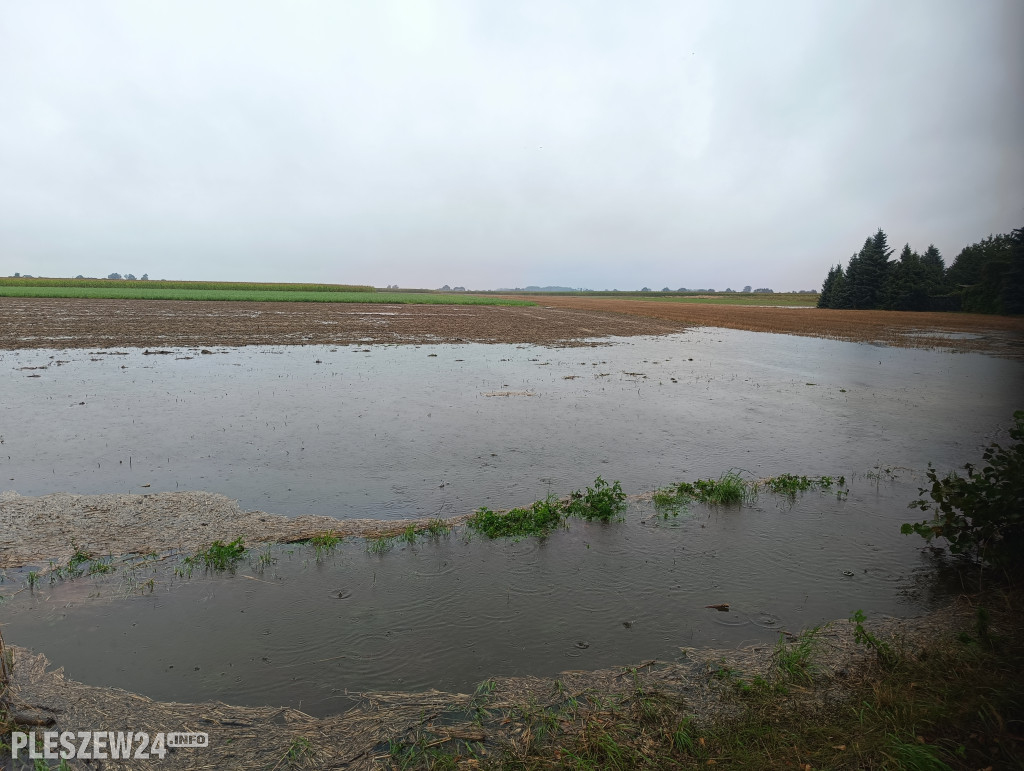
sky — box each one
[1,1,1021,291]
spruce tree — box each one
[1001,227,1024,315]
[817,264,844,308]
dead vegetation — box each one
[0,297,685,350]
[0,490,471,570]
[529,295,1024,357]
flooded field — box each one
[1,329,1019,517]
[1,327,1022,716]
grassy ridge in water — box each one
[0,286,534,306]
[0,277,375,292]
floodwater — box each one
[2,483,956,716]
[1,328,1022,714]
[0,330,1020,517]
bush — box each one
[903,410,1024,575]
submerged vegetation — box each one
[653,472,846,515]
[467,479,628,539]
[176,538,246,576]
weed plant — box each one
[177,538,246,576]
[423,518,451,537]
[366,536,395,554]
[467,495,564,539]
[565,476,627,521]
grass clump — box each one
[774,623,827,685]
[367,536,395,554]
[670,470,751,506]
[565,476,627,521]
[467,495,565,539]
[309,532,342,559]
[761,473,845,497]
[49,546,116,581]
[423,518,451,538]
[177,538,246,576]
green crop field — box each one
[0,277,375,293]
[0,285,534,306]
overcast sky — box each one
[1,1,1021,291]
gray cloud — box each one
[2,0,1021,290]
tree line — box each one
[817,226,1024,314]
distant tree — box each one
[140,273,149,280]
[75,274,84,279]
[1001,227,1024,315]
[641,287,651,292]
[882,244,929,311]
[662,287,671,292]
[842,229,892,309]
[13,272,20,277]
[948,233,1015,313]
[441,284,451,290]
[742,285,752,293]
[817,264,845,308]
[125,273,137,280]
[753,288,774,293]
[108,272,122,280]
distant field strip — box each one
[0,278,375,292]
[0,286,533,305]
[638,293,817,306]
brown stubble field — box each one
[1,294,1022,356]
[514,295,1024,357]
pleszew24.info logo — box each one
[10,731,208,761]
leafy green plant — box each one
[467,495,565,538]
[903,410,1024,575]
[565,476,627,521]
[851,609,898,669]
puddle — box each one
[2,483,956,716]
[0,330,1020,518]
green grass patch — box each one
[760,473,845,497]
[0,285,533,305]
[467,495,565,539]
[674,471,751,506]
[48,546,115,581]
[423,518,452,538]
[176,538,246,576]
[366,535,396,554]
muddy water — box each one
[3,483,953,716]
[0,330,1020,518]
[1,328,1021,715]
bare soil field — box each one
[520,295,1024,357]
[3,295,1023,355]
[0,297,683,350]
